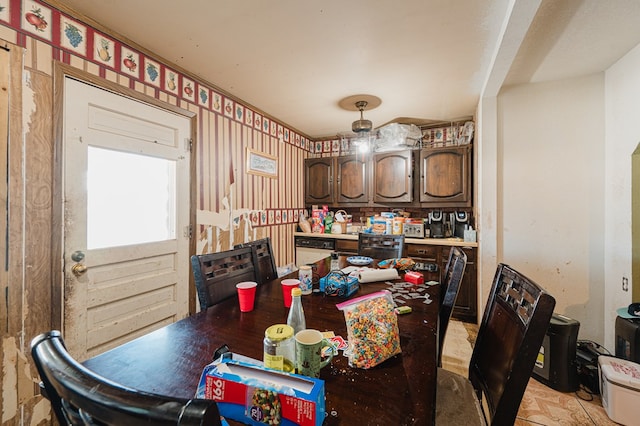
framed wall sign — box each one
[246,148,278,178]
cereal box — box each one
[196,358,325,426]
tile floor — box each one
[442,320,617,426]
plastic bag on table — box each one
[336,290,401,369]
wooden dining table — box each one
[83,256,440,425]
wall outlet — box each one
[623,277,629,292]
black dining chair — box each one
[191,247,258,311]
[30,330,222,426]
[437,246,467,367]
[357,233,405,259]
[234,237,278,285]
[436,263,556,425]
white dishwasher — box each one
[294,236,336,265]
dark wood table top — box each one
[83,257,439,425]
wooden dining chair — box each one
[234,237,278,285]
[191,247,258,311]
[437,246,467,367]
[357,233,405,259]
[31,330,222,426]
[436,263,556,425]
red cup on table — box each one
[236,281,258,312]
[281,279,300,308]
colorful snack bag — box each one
[336,290,401,369]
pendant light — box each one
[352,101,373,133]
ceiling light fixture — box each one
[352,101,372,133]
[338,94,381,154]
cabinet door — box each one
[405,244,440,282]
[441,246,477,322]
[335,239,358,255]
[419,146,471,207]
[336,155,368,204]
[304,158,334,204]
[373,150,413,203]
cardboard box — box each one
[196,358,325,426]
[599,355,640,425]
[311,209,324,233]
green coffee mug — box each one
[295,329,334,378]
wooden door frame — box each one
[51,62,199,329]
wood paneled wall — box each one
[0,0,310,423]
[2,0,309,267]
[195,113,306,264]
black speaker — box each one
[532,313,580,392]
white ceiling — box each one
[53,0,640,139]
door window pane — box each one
[87,147,176,249]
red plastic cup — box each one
[236,281,258,312]
[281,279,300,308]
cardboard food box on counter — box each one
[196,357,325,426]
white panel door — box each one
[63,77,191,360]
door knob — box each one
[71,263,88,277]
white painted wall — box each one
[480,74,606,344]
[604,42,640,350]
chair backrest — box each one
[191,247,258,311]
[30,330,221,426]
[469,263,555,425]
[234,237,278,284]
[438,246,467,366]
[357,233,405,259]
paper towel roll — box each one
[357,268,399,283]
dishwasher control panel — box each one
[295,237,336,250]
[295,237,336,265]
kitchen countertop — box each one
[294,231,478,248]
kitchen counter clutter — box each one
[294,231,478,323]
[294,231,478,247]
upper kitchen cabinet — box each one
[305,158,334,204]
[373,150,413,203]
[336,155,368,204]
[419,145,471,207]
[304,155,368,205]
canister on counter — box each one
[264,324,295,373]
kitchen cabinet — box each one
[304,155,368,205]
[335,239,358,256]
[305,145,472,209]
[304,158,333,204]
[406,242,477,322]
[372,150,413,203]
[336,155,368,204]
[440,245,477,322]
[405,243,440,282]
[419,145,471,207]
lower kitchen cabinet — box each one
[335,238,358,256]
[294,232,478,323]
[440,246,476,322]
[406,243,477,323]
[405,244,440,282]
